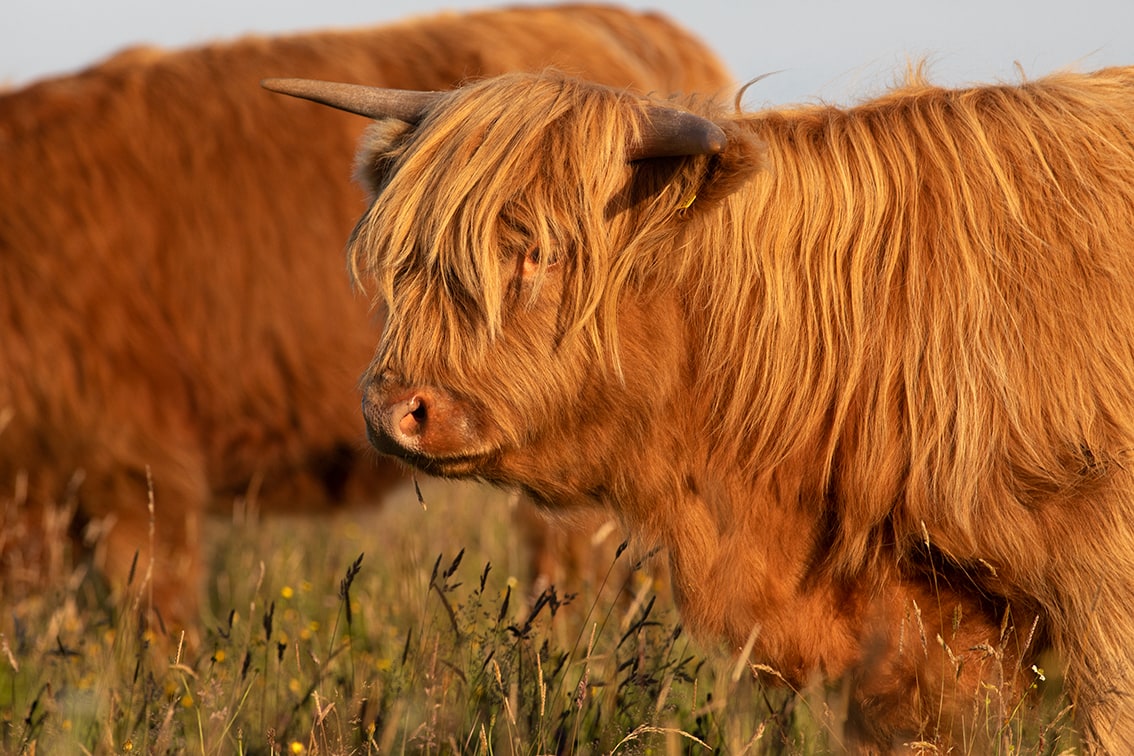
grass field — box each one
[1,475,1081,754]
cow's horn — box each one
[630,106,727,160]
[261,78,441,123]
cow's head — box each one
[264,73,757,502]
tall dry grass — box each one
[1,476,1078,754]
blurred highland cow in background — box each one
[0,3,732,636]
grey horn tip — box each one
[632,106,729,160]
[259,77,441,123]
[704,124,727,154]
[260,77,312,96]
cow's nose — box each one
[362,380,474,459]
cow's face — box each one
[302,72,727,499]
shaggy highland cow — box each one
[0,5,732,635]
[266,66,1134,751]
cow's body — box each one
[0,5,732,632]
[302,67,1134,750]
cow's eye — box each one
[521,243,558,278]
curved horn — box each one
[629,106,727,160]
[261,78,441,123]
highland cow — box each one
[267,66,1134,751]
[0,5,732,635]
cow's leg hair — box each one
[1044,519,1134,754]
[75,430,209,646]
[953,479,1134,754]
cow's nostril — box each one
[396,395,428,437]
[410,398,427,423]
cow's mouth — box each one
[410,450,498,478]
[391,447,500,479]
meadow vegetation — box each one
[1,476,1079,754]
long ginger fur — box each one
[351,67,1134,750]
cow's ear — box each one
[353,119,417,199]
[684,122,766,209]
[607,122,764,220]
[647,119,766,214]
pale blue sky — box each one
[4,1,1133,105]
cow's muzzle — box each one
[362,378,482,467]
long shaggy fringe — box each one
[353,74,640,371]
